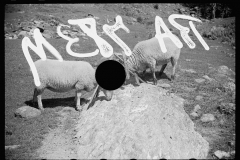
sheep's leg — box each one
[170,57,177,81]
[76,91,82,111]
[33,88,44,111]
[151,68,158,85]
[32,88,38,104]
[150,60,157,85]
[134,72,141,86]
[74,94,77,103]
[37,94,44,111]
[95,86,100,98]
[75,82,84,111]
[123,53,130,80]
[159,64,167,77]
[86,85,100,110]
[142,70,146,75]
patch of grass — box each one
[146,20,154,26]
[5,107,63,159]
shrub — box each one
[153,4,158,10]
[201,22,235,47]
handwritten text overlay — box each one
[22,14,209,87]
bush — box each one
[153,4,158,9]
[202,22,235,47]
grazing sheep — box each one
[32,59,113,111]
[119,35,181,85]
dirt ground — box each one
[34,107,80,159]
[5,4,235,159]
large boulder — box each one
[74,83,209,159]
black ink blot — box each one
[95,60,126,91]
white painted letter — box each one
[68,18,113,58]
[22,28,63,87]
[189,21,209,50]
[169,14,209,50]
[103,15,132,56]
[154,16,183,53]
[57,24,99,57]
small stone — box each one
[34,20,43,25]
[82,36,88,40]
[193,105,201,112]
[15,106,41,119]
[216,88,222,93]
[180,8,186,13]
[12,34,18,39]
[60,107,75,112]
[195,78,205,84]
[217,65,232,76]
[230,150,235,155]
[228,141,235,147]
[181,86,196,92]
[202,75,213,81]
[195,95,203,101]
[62,30,69,35]
[42,33,51,39]
[214,150,230,159]
[5,145,20,150]
[183,68,196,73]
[73,43,80,47]
[18,31,28,37]
[219,119,225,125]
[157,83,171,88]
[190,112,198,117]
[200,113,215,122]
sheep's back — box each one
[34,59,96,89]
[134,37,181,62]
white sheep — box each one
[114,35,181,85]
[32,59,113,111]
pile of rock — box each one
[74,83,209,159]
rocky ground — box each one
[5,4,235,159]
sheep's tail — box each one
[86,85,100,110]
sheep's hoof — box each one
[76,106,82,112]
[39,108,44,112]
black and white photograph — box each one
[5,3,235,159]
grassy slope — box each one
[5,4,235,159]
